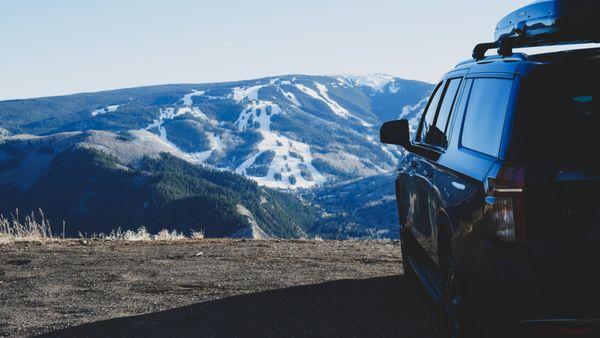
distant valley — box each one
[0,74,432,239]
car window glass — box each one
[461,78,513,157]
[429,78,462,147]
[435,78,462,133]
[418,82,443,143]
[519,64,599,164]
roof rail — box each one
[472,42,498,60]
[472,38,523,60]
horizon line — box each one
[0,72,432,102]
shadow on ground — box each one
[38,276,446,338]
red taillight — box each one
[494,164,525,192]
[487,164,526,244]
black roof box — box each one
[473,0,600,59]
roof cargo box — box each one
[474,0,600,59]
[495,0,600,47]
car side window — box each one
[431,78,462,148]
[417,82,443,144]
[461,78,513,157]
[419,78,462,148]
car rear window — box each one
[518,64,600,165]
[461,78,513,157]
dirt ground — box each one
[0,239,446,337]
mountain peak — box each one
[333,74,400,93]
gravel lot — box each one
[0,239,445,337]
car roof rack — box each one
[473,0,600,60]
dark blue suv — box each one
[381,1,600,336]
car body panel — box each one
[391,48,600,328]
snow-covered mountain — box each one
[0,74,432,191]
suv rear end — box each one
[448,51,599,336]
[439,51,600,335]
[380,1,600,335]
[383,49,600,335]
[504,54,600,322]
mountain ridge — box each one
[0,73,433,238]
[0,73,432,190]
[0,73,429,103]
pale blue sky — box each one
[0,0,535,100]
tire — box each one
[440,245,480,338]
[400,233,416,278]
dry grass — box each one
[96,227,202,241]
[0,209,54,244]
[190,229,205,239]
[99,227,152,241]
[152,229,186,241]
[0,209,207,244]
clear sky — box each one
[0,0,536,100]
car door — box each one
[412,77,465,262]
[397,80,444,260]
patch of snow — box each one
[399,97,428,119]
[186,132,223,163]
[259,195,268,204]
[0,127,11,139]
[178,90,205,106]
[365,194,396,207]
[352,116,374,128]
[91,104,120,117]
[388,81,401,94]
[175,106,211,121]
[279,88,302,107]
[295,83,323,101]
[235,130,325,190]
[207,132,223,152]
[337,74,398,93]
[229,82,326,189]
[231,92,325,189]
[399,96,429,135]
[231,85,265,102]
[144,105,211,142]
[295,83,350,118]
[141,107,217,164]
[235,101,282,132]
[294,82,373,127]
[186,150,212,163]
[144,107,175,142]
[314,83,350,118]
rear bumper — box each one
[467,277,600,337]
[464,243,600,329]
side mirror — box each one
[380,119,411,148]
